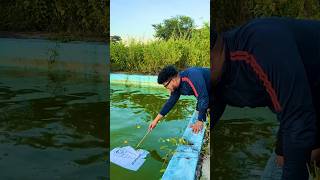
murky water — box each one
[212,107,278,180]
[0,67,107,179]
[110,83,195,180]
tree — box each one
[110,35,122,43]
[152,15,195,40]
[211,0,320,33]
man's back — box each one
[224,17,320,86]
[218,17,320,180]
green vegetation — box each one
[0,0,109,41]
[158,137,191,174]
[152,15,195,40]
[111,22,209,74]
[308,161,320,180]
[211,0,320,32]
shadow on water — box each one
[212,117,278,180]
[0,67,108,179]
[149,150,166,163]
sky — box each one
[110,0,210,40]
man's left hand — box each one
[190,120,203,134]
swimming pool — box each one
[211,106,278,179]
[0,67,107,179]
[110,83,196,179]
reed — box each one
[111,23,209,74]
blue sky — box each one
[111,0,210,40]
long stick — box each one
[136,130,151,149]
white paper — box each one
[110,146,149,171]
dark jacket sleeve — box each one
[249,28,317,179]
[159,90,180,116]
[187,70,210,122]
[210,85,227,127]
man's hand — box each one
[190,120,203,134]
[148,119,158,131]
[276,155,284,167]
[148,114,163,132]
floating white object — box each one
[110,146,149,171]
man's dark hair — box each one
[157,65,178,84]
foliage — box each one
[0,0,109,39]
[158,137,191,174]
[111,23,209,74]
[111,35,122,43]
[308,161,320,180]
[211,0,320,32]
[152,15,195,40]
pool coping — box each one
[261,152,282,180]
[110,73,162,87]
[161,111,206,180]
[110,73,207,180]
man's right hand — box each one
[148,114,163,131]
[148,120,158,131]
[276,155,284,167]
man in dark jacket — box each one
[211,17,320,180]
[148,65,212,134]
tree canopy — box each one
[152,15,195,40]
[211,0,320,32]
[0,0,109,39]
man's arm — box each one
[183,69,211,133]
[187,69,210,122]
[246,27,317,179]
[149,90,180,131]
[159,90,181,117]
[210,89,226,128]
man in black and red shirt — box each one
[211,17,320,179]
[148,66,212,134]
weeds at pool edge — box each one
[307,161,320,180]
[158,137,191,174]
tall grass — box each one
[111,23,209,74]
[0,0,108,39]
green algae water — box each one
[110,83,196,180]
[0,67,108,179]
[110,82,279,180]
[212,107,278,180]
[0,38,108,179]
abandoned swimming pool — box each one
[110,73,279,180]
[110,82,196,179]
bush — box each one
[110,23,209,74]
[211,0,320,32]
[0,0,109,38]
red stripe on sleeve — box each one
[182,77,199,97]
[230,51,282,112]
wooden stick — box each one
[136,130,151,149]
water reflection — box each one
[111,84,195,122]
[212,118,278,180]
[0,67,107,179]
[110,84,194,180]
